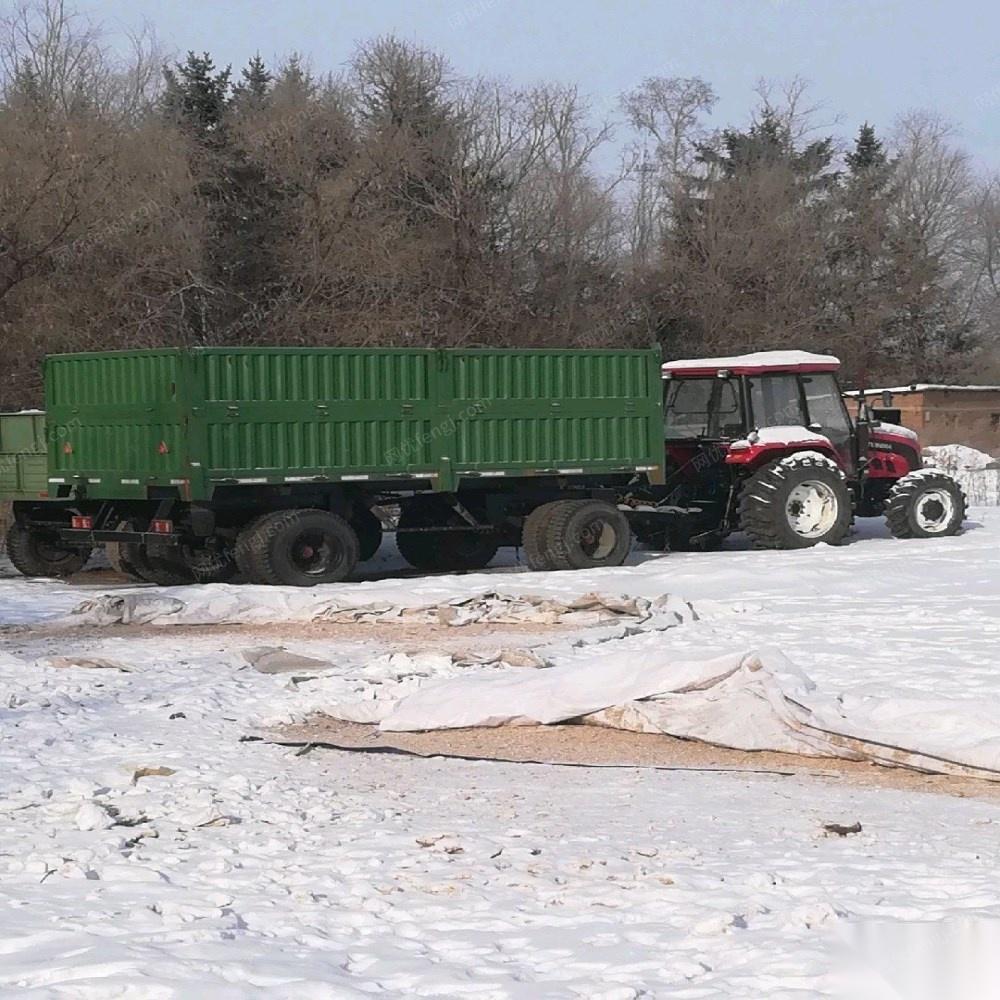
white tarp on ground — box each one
[371,643,1000,780]
[63,586,702,629]
[57,583,1000,779]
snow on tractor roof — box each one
[662,350,840,377]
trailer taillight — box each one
[151,519,174,534]
[71,516,93,529]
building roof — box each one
[662,350,840,377]
[845,385,1000,396]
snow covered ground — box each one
[3,512,1000,997]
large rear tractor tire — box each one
[540,499,632,571]
[237,509,359,586]
[5,522,89,578]
[885,472,966,539]
[739,454,852,550]
[396,502,499,572]
[520,501,563,570]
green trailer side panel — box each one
[45,347,664,500]
[47,351,188,497]
[0,412,48,499]
[444,350,661,472]
[198,349,439,477]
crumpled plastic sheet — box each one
[61,587,703,629]
[368,646,1000,781]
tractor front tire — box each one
[739,455,852,550]
[5,522,89,578]
[885,472,966,539]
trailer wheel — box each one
[739,455,851,549]
[179,543,239,584]
[106,521,193,586]
[234,514,273,580]
[396,503,499,572]
[520,501,563,570]
[885,472,966,539]
[106,522,148,582]
[542,499,632,571]
[131,546,194,587]
[239,509,359,586]
[5,522,89,578]
[352,506,383,562]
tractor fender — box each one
[724,440,841,471]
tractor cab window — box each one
[803,374,852,438]
[747,374,806,429]
[803,373,854,470]
[664,377,741,439]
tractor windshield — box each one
[664,377,741,439]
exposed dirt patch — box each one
[2,618,571,659]
[272,715,1000,801]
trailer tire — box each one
[132,546,195,587]
[352,507,383,562]
[106,522,149,582]
[234,514,273,581]
[106,520,193,586]
[240,508,359,586]
[180,543,239,584]
[885,472,966,539]
[521,501,563,570]
[5,522,89,578]
[543,499,632,571]
[739,455,851,549]
[396,502,499,572]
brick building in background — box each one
[854,385,1000,457]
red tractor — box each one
[627,350,967,552]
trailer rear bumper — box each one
[59,528,181,547]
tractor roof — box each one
[662,350,841,377]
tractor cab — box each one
[661,351,858,474]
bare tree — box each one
[619,76,716,265]
[0,0,164,121]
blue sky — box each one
[88,0,1000,167]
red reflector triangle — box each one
[63,442,73,455]
[158,441,170,455]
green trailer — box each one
[8,347,666,585]
[0,412,48,500]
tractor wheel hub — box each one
[785,480,840,539]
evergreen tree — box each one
[232,54,273,110]
[697,110,837,193]
[272,53,316,104]
[825,123,899,383]
[845,122,885,174]
[162,52,232,135]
